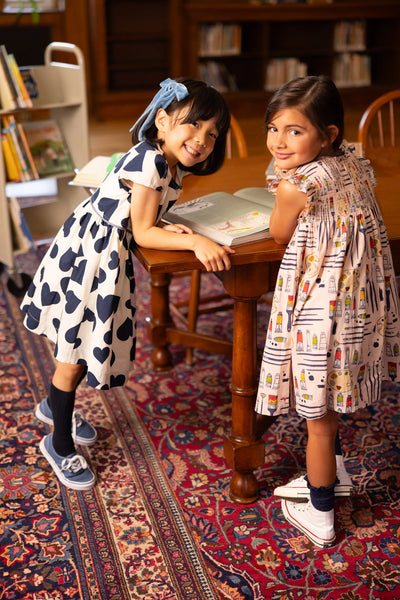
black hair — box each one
[265,75,344,152]
[131,78,231,176]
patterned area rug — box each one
[1,249,400,600]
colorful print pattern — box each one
[20,142,184,390]
[256,142,400,419]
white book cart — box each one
[0,42,89,296]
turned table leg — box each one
[223,297,266,503]
[145,272,174,371]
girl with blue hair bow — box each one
[21,78,234,491]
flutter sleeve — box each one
[268,165,317,203]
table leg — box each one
[145,272,174,371]
[222,297,266,503]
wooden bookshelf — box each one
[173,1,400,115]
[87,0,175,120]
[82,1,400,120]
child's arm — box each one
[269,179,307,244]
[129,182,235,272]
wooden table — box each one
[134,155,400,504]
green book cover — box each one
[21,119,74,177]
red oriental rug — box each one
[1,249,400,600]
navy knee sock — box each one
[307,477,336,511]
[48,382,76,457]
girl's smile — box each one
[267,108,328,171]
[157,108,219,170]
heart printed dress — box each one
[21,141,185,389]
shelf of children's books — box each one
[0,42,88,294]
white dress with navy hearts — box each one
[21,141,184,389]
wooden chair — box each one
[358,90,400,152]
[169,115,249,364]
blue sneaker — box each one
[39,433,96,490]
[35,397,97,446]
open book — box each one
[69,154,124,188]
[164,187,275,247]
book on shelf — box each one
[21,119,75,177]
[0,45,31,109]
[198,23,241,57]
[333,52,371,88]
[163,187,275,247]
[0,54,17,111]
[8,53,33,108]
[69,153,124,189]
[8,196,35,254]
[2,115,39,182]
[333,20,366,52]
[1,132,20,182]
[198,61,238,93]
[16,121,39,179]
[265,58,307,92]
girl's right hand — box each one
[192,234,235,272]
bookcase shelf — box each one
[0,42,89,294]
[173,1,400,114]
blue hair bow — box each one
[130,78,189,140]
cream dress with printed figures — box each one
[256,142,400,419]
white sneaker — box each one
[274,456,353,500]
[281,499,336,548]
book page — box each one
[214,211,270,235]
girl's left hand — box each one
[163,223,193,234]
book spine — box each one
[2,126,24,181]
[16,122,39,179]
[8,196,34,253]
[0,44,22,108]
[2,116,31,181]
[0,55,17,110]
[1,132,20,182]
[8,54,33,108]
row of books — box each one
[332,53,371,88]
[2,116,75,183]
[198,24,242,57]
[264,58,308,92]
[2,115,39,182]
[0,44,32,111]
[198,61,238,93]
[334,20,367,52]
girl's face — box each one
[266,107,328,171]
[156,108,219,170]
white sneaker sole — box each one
[39,437,96,491]
[274,482,353,500]
[282,500,336,549]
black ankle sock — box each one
[48,382,76,457]
[306,476,336,512]
[334,431,342,456]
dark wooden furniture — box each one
[134,154,400,504]
[85,1,400,119]
[174,1,400,115]
[86,0,176,119]
[358,89,400,150]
